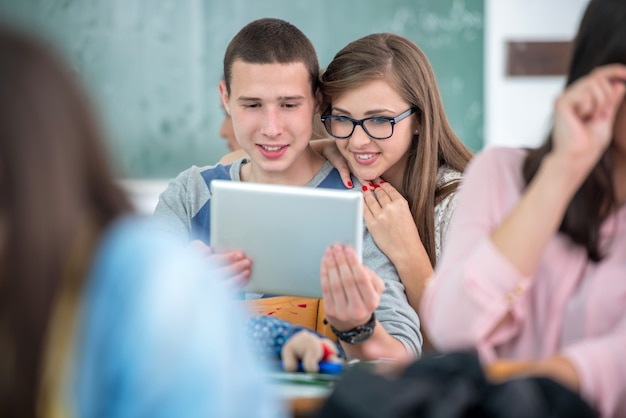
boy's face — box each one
[219,61,319,183]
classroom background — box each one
[0,0,589,208]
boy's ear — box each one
[219,80,230,114]
[314,87,323,114]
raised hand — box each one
[552,64,626,182]
[320,244,385,331]
[189,240,252,289]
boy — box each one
[154,18,421,363]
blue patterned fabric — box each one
[247,315,344,361]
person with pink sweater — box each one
[421,0,626,416]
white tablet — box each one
[210,180,363,298]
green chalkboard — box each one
[0,0,483,179]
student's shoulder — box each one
[166,159,246,193]
[461,146,529,193]
[314,161,351,190]
[173,162,230,183]
[472,146,527,168]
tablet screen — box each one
[210,180,363,298]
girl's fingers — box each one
[378,181,403,199]
[338,165,353,189]
[362,195,375,225]
[372,184,392,206]
[569,65,626,119]
[363,190,381,215]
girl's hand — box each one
[362,181,422,265]
[189,240,251,289]
[320,244,385,331]
[281,332,341,373]
[552,64,626,180]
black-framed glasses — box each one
[321,107,418,140]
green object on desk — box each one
[268,371,339,387]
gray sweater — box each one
[154,158,423,356]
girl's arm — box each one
[422,65,626,352]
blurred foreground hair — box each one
[0,24,131,415]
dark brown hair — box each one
[320,33,473,267]
[222,18,320,95]
[522,0,626,261]
[0,25,132,415]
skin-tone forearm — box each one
[392,243,433,314]
[362,183,433,310]
[490,153,582,276]
[321,245,416,362]
[485,66,626,359]
[491,66,626,276]
[394,256,438,352]
[483,154,585,341]
[339,320,415,362]
[362,183,435,350]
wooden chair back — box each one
[245,296,336,341]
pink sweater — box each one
[421,147,626,418]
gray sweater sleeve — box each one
[153,166,211,241]
[363,228,423,357]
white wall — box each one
[119,179,170,215]
[485,0,589,148]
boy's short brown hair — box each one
[223,18,320,95]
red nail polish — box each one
[347,181,353,188]
[380,180,386,184]
[362,185,368,192]
[373,184,380,188]
[369,182,374,187]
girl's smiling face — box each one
[329,79,418,187]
